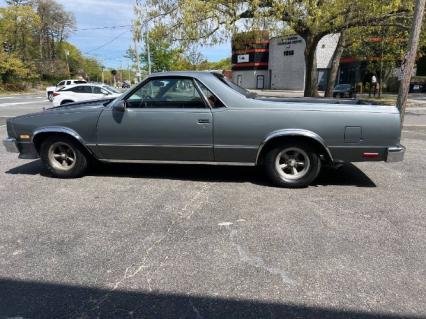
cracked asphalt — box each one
[0,94,425,318]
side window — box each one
[93,86,102,94]
[82,86,92,94]
[196,81,226,108]
[58,81,65,86]
[126,78,206,109]
[72,86,85,93]
[66,81,71,85]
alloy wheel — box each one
[48,142,76,171]
[275,147,311,180]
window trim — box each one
[194,79,227,109]
[124,76,209,110]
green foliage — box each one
[141,0,412,96]
[127,24,231,72]
[0,50,35,83]
[0,0,104,89]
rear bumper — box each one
[2,137,39,159]
[386,145,405,162]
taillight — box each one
[53,92,60,97]
[363,152,379,159]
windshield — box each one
[213,73,257,98]
[103,85,120,94]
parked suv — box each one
[46,79,87,101]
[52,83,121,106]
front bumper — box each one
[3,137,19,153]
[386,145,405,162]
[3,137,39,159]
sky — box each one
[0,0,231,68]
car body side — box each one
[6,72,403,165]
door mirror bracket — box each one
[114,100,126,112]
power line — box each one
[74,25,132,31]
[84,30,130,54]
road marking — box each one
[0,101,46,107]
[403,130,426,135]
[403,124,426,127]
[0,125,6,128]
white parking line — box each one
[0,101,46,107]
[0,124,6,128]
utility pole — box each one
[134,39,142,82]
[128,61,131,83]
[397,0,426,125]
[101,66,104,84]
[146,29,152,75]
[65,50,70,76]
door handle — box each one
[197,119,210,124]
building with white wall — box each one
[232,33,339,91]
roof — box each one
[148,71,218,79]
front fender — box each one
[31,126,94,156]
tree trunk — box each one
[325,32,347,97]
[303,34,321,97]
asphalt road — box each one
[0,94,425,318]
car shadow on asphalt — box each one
[0,278,416,318]
[6,160,376,188]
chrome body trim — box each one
[93,143,212,148]
[215,144,258,149]
[3,137,19,153]
[99,159,255,166]
[255,129,334,164]
[31,126,94,154]
[32,126,84,143]
[386,145,405,162]
[91,143,258,149]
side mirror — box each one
[114,100,126,112]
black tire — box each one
[263,142,321,188]
[48,92,54,102]
[40,135,88,178]
[61,100,73,105]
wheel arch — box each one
[256,129,334,165]
[32,127,94,157]
[60,100,74,105]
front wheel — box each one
[263,142,321,188]
[40,136,88,178]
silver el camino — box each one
[3,72,405,188]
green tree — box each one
[142,0,411,97]
[0,50,35,84]
[0,5,41,61]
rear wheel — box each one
[61,100,73,105]
[47,92,54,101]
[263,142,321,188]
[40,136,88,178]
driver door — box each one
[96,77,214,162]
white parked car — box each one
[52,83,121,107]
[46,79,87,101]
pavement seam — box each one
[75,182,210,318]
